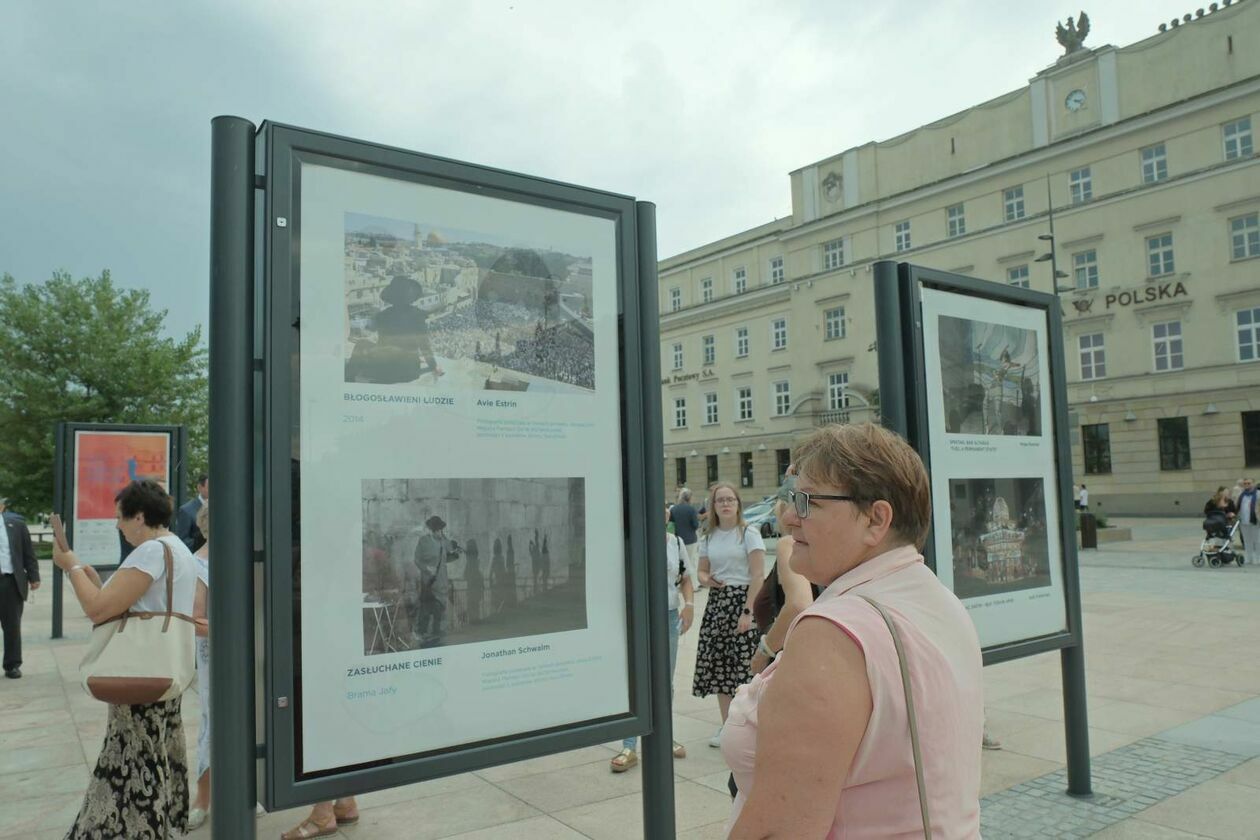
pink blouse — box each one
[722,544,984,838]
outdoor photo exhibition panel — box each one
[263,126,648,803]
[918,285,1068,649]
[58,424,183,567]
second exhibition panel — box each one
[261,124,648,800]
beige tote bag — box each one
[79,540,197,705]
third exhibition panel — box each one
[920,287,1068,649]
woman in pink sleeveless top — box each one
[723,423,983,838]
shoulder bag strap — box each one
[857,594,931,840]
[162,540,175,632]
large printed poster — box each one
[297,163,628,774]
[920,289,1067,648]
[72,431,171,565]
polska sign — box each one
[1071,281,1187,315]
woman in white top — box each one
[610,505,696,772]
[188,502,212,829]
[692,481,765,748]
[54,479,197,839]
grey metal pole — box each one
[51,424,65,639]
[872,261,907,435]
[1061,645,1092,797]
[209,115,257,840]
[636,200,676,840]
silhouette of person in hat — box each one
[349,275,444,384]
[414,514,451,646]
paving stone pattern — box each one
[980,737,1249,838]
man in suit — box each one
[0,497,40,679]
[175,474,209,552]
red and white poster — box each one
[73,430,171,565]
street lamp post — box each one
[1035,175,1072,296]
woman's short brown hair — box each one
[792,423,932,549]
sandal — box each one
[280,816,339,839]
[610,747,638,773]
[333,802,360,825]
[672,741,687,759]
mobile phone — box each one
[50,513,71,552]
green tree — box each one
[0,270,208,515]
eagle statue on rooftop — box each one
[1056,12,1091,55]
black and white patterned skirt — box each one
[692,584,759,698]
[65,697,189,840]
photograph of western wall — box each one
[359,477,587,654]
[342,212,595,393]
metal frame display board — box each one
[50,422,186,639]
[209,117,675,840]
[873,260,1091,795]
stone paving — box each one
[2,516,1259,838]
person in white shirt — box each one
[1078,484,1089,510]
[54,479,197,838]
[611,505,696,772]
[692,482,766,748]
[1237,478,1259,566]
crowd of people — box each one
[495,320,595,390]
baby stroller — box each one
[1193,512,1241,567]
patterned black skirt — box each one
[692,584,759,697]
[66,697,189,840]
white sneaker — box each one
[187,807,208,830]
[709,725,723,748]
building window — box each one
[824,306,846,340]
[669,287,681,312]
[675,457,687,487]
[704,392,718,425]
[1231,213,1260,260]
[773,381,791,416]
[1079,333,1106,380]
[673,397,687,429]
[1152,320,1183,372]
[771,318,788,350]
[701,276,713,303]
[823,239,845,270]
[946,204,966,237]
[1006,265,1030,288]
[770,256,785,285]
[1224,117,1254,161]
[1158,416,1191,471]
[702,334,715,365]
[706,454,719,485]
[1003,186,1025,221]
[776,448,792,484]
[1141,143,1168,184]
[735,326,749,358]
[737,386,753,421]
[739,452,754,488]
[1069,167,1092,203]
[734,267,747,294]
[827,372,850,410]
[672,342,683,370]
[1081,423,1112,474]
[1243,411,1260,466]
[1238,307,1260,362]
[1073,249,1099,289]
[894,220,912,252]
[1146,233,1175,277]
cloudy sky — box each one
[1,1,1196,340]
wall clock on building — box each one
[1065,89,1087,112]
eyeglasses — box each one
[714,497,739,505]
[787,488,856,519]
